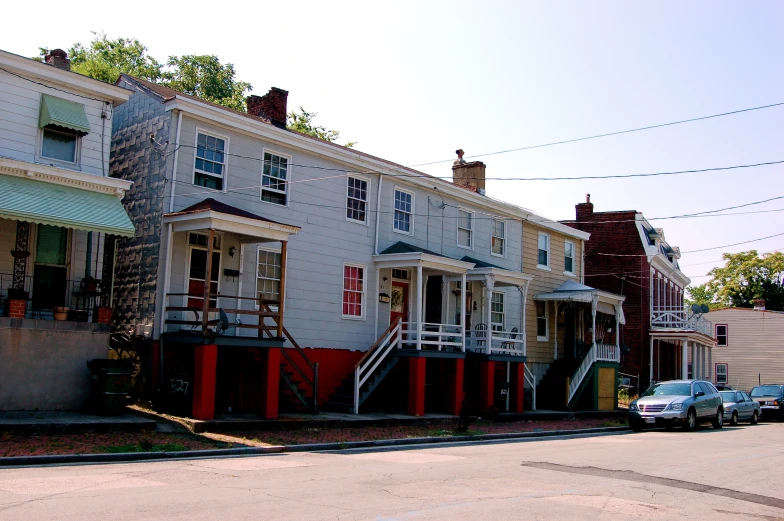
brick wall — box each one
[109,80,171,333]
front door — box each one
[188,247,221,310]
[32,225,69,311]
[390,281,409,326]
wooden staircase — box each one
[323,356,400,413]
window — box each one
[392,269,409,280]
[687,363,692,379]
[537,233,550,269]
[536,300,548,340]
[564,240,575,274]
[256,248,282,307]
[393,189,413,234]
[262,151,289,205]
[490,292,505,332]
[41,127,78,163]
[716,324,728,346]
[194,132,226,190]
[346,176,368,223]
[715,364,728,384]
[188,232,222,249]
[491,218,505,256]
[457,208,473,248]
[342,264,366,319]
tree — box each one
[162,55,251,112]
[687,250,784,310]
[287,107,356,148]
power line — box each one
[0,66,110,104]
[595,231,784,257]
[407,101,784,167]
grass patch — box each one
[598,418,628,427]
[100,441,187,453]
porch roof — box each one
[163,198,300,243]
[374,241,474,274]
[451,256,533,287]
[0,173,135,236]
[534,280,626,321]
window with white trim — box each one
[491,218,505,256]
[41,127,79,164]
[715,363,728,384]
[346,176,368,223]
[491,291,505,332]
[342,263,366,319]
[564,240,575,274]
[716,324,728,346]
[393,189,413,234]
[256,248,282,307]
[457,208,473,248]
[194,132,226,190]
[536,301,548,340]
[537,233,550,268]
[261,151,289,205]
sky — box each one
[4,1,782,286]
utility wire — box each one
[0,66,111,103]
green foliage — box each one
[162,55,251,112]
[687,250,784,310]
[287,107,355,147]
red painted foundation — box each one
[446,358,465,415]
[479,360,495,412]
[510,362,525,413]
[408,357,426,416]
[259,347,281,419]
[192,344,218,420]
[151,341,161,393]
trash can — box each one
[87,359,133,415]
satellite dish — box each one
[700,304,710,314]
[219,308,230,332]
[691,303,702,313]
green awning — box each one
[0,175,135,237]
[38,94,91,135]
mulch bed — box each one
[220,417,627,447]
[0,431,236,458]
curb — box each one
[0,425,629,467]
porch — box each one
[649,305,716,384]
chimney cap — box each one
[454,149,466,166]
[586,193,591,203]
[50,48,67,58]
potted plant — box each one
[53,306,69,321]
[9,250,30,260]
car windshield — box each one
[720,391,737,402]
[750,386,783,397]
[642,383,691,397]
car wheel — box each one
[712,408,724,429]
[684,408,697,431]
[750,410,758,425]
[630,420,643,432]
[730,411,738,426]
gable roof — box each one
[166,197,290,226]
[379,241,447,258]
[460,256,506,270]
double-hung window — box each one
[716,324,728,346]
[393,189,413,234]
[715,363,728,384]
[564,240,575,275]
[491,218,505,256]
[491,292,505,332]
[346,176,368,223]
[537,233,550,269]
[256,248,282,307]
[194,132,226,190]
[342,263,366,319]
[457,208,473,248]
[536,301,548,340]
[262,151,289,205]
[41,128,79,164]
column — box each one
[614,305,622,361]
[485,276,495,354]
[460,272,467,351]
[446,358,465,415]
[416,265,423,350]
[259,347,281,419]
[192,343,218,420]
[277,241,287,338]
[479,360,495,412]
[510,362,525,414]
[203,229,215,331]
[649,337,654,383]
[591,295,598,346]
[708,346,713,382]
[520,283,529,357]
[553,302,559,360]
[408,357,426,416]
[682,340,689,380]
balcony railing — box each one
[400,322,464,351]
[651,306,713,337]
[163,292,282,337]
[0,272,106,321]
[466,328,526,356]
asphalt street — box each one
[1,423,782,520]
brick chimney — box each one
[753,299,766,311]
[44,49,71,71]
[451,150,486,194]
[575,194,594,221]
[246,87,288,128]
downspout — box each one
[374,174,383,255]
[580,239,585,284]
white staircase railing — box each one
[524,363,536,411]
[567,343,620,404]
[353,318,402,414]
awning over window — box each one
[0,175,135,236]
[38,94,90,135]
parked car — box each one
[749,384,784,421]
[720,390,760,425]
[714,384,735,391]
[629,380,724,431]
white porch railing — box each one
[354,318,402,414]
[465,329,526,356]
[567,343,620,404]
[401,322,464,351]
[523,363,537,411]
[651,306,713,337]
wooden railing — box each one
[163,293,284,335]
[651,306,713,337]
[400,322,463,351]
[466,328,526,356]
[567,343,620,404]
[354,318,402,414]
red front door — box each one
[390,281,409,326]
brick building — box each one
[563,195,716,390]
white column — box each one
[553,302,559,360]
[708,346,713,381]
[460,271,467,352]
[416,264,423,350]
[520,282,529,357]
[682,340,689,380]
[374,267,380,339]
[656,342,660,381]
[649,337,654,383]
[591,296,598,348]
[614,305,621,361]
[691,343,696,379]
[485,276,495,354]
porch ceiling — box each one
[649,329,717,347]
[372,252,475,274]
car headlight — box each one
[773,400,781,406]
[668,403,683,411]
[629,403,639,411]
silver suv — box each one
[629,380,724,431]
